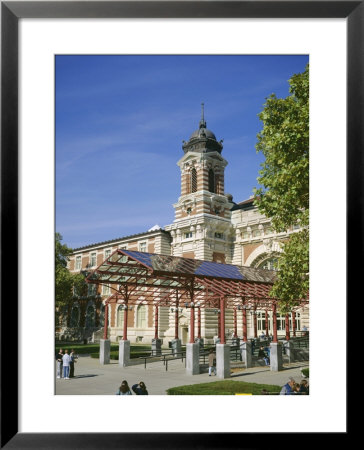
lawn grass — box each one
[55,343,151,355]
[166,380,281,395]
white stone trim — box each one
[244,241,283,267]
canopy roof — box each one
[86,250,307,311]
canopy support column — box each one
[154,304,159,339]
[103,302,109,340]
[175,296,179,339]
[292,311,296,337]
[189,305,195,343]
[233,307,237,338]
[123,305,128,341]
[242,306,248,342]
[285,313,290,341]
[197,306,201,339]
[220,297,226,344]
[253,309,258,338]
[272,303,278,343]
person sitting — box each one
[280,377,296,395]
[299,379,309,395]
[257,346,270,365]
[259,332,267,341]
[132,381,148,395]
[116,380,132,395]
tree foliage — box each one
[253,65,309,311]
[55,233,86,324]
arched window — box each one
[85,305,95,328]
[136,304,147,328]
[99,304,105,327]
[117,305,124,328]
[191,168,197,193]
[70,305,80,327]
[208,169,215,193]
[257,257,278,271]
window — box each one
[90,252,97,267]
[102,284,111,296]
[252,229,261,237]
[117,305,124,328]
[276,313,285,331]
[191,168,197,193]
[214,232,224,239]
[88,283,96,296]
[139,242,147,252]
[75,256,81,270]
[136,305,147,328]
[184,232,193,239]
[85,305,95,328]
[99,304,105,327]
[70,305,80,327]
[105,249,111,259]
[258,257,278,271]
[289,312,301,330]
[257,312,270,331]
[208,169,215,193]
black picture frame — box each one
[1,1,357,447]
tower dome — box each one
[182,103,223,154]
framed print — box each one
[1,0,359,447]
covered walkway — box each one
[86,250,308,376]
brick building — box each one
[60,107,309,344]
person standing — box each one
[62,349,71,380]
[132,382,148,395]
[69,349,77,378]
[56,348,63,379]
[208,348,216,376]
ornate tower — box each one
[165,104,235,263]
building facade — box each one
[60,110,309,344]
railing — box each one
[138,350,186,371]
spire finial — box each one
[199,102,206,129]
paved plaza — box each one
[56,356,309,395]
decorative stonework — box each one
[244,241,283,267]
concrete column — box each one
[186,343,200,375]
[270,342,283,372]
[151,338,162,356]
[99,339,110,365]
[283,340,295,363]
[119,339,130,367]
[240,341,252,368]
[171,338,182,356]
[216,343,231,379]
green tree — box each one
[55,233,86,325]
[254,64,309,311]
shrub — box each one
[301,368,309,378]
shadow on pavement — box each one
[72,374,99,379]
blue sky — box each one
[56,54,308,249]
